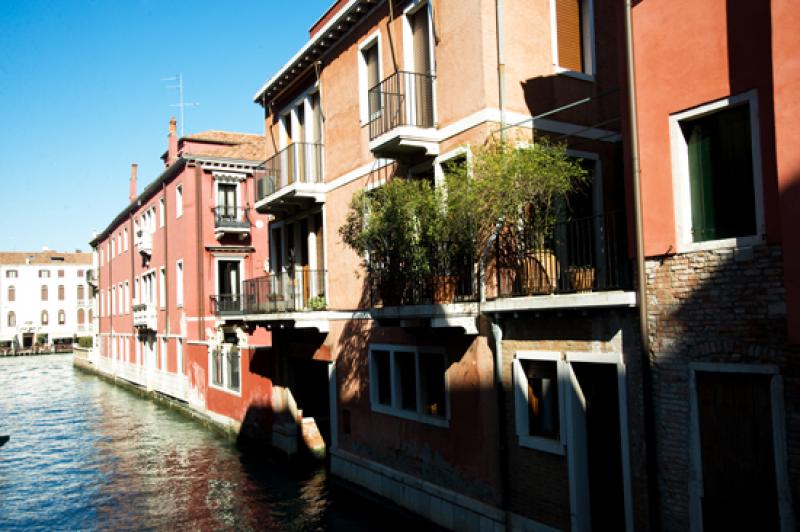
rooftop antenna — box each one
[162,73,199,137]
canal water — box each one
[0,355,425,531]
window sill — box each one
[371,403,449,428]
[209,382,242,397]
[518,435,565,455]
[555,67,595,82]
[677,234,764,254]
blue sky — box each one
[0,0,333,252]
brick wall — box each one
[645,244,800,530]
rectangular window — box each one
[552,0,594,76]
[159,267,166,308]
[369,345,448,425]
[6,270,17,278]
[683,104,757,242]
[358,33,381,124]
[227,347,240,392]
[176,260,184,306]
[124,281,129,314]
[123,228,128,251]
[176,185,183,217]
[212,348,224,386]
[58,269,64,278]
[513,352,566,454]
[39,270,50,278]
[160,337,168,371]
[159,198,165,227]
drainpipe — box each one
[491,321,511,531]
[130,213,135,355]
[495,0,506,142]
[625,2,660,529]
[162,183,170,337]
[195,165,206,340]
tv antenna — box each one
[162,73,199,137]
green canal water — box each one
[0,354,426,531]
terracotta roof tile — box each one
[0,251,92,265]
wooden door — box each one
[697,372,779,531]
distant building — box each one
[0,250,94,350]
[89,118,274,438]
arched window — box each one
[7,286,14,302]
[58,285,65,301]
[7,311,15,327]
[41,285,48,301]
[88,309,94,322]
[41,310,48,325]
[77,308,85,325]
[58,310,66,325]
[77,285,85,300]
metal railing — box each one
[368,70,435,141]
[367,242,477,306]
[494,211,631,298]
[210,294,243,315]
[243,268,326,314]
[255,142,324,201]
[213,206,250,229]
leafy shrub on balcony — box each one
[78,336,93,349]
[339,137,587,304]
[307,295,327,311]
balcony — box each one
[366,242,479,333]
[86,269,98,288]
[135,230,152,256]
[213,206,251,239]
[132,303,157,330]
[484,212,636,312]
[255,143,324,216]
[210,294,243,316]
[368,71,438,159]
[243,269,326,314]
[237,269,329,331]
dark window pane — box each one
[522,360,560,439]
[395,351,417,412]
[373,350,392,406]
[419,353,446,418]
[684,104,756,242]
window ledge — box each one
[208,382,242,397]
[371,404,449,428]
[518,435,565,455]
[678,234,764,254]
[555,67,595,82]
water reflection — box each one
[0,355,428,531]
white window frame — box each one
[123,228,128,251]
[208,343,242,397]
[175,260,184,307]
[213,256,244,301]
[124,281,129,314]
[159,267,166,309]
[670,90,765,253]
[111,286,116,315]
[513,351,568,455]
[549,0,596,79]
[401,0,438,126]
[159,197,165,227]
[176,184,183,218]
[160,336,168,372]
[368,343,449,427]
[358,30,383,125]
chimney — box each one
[168,116,178,165]
[129,163,138,203]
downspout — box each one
[491,321,511,531]
[495,0,506,142]
[386,0,399,74]
[130,214,135,356]
[625,2,659,529]
[162,183,170,337]
[195,164,206,340]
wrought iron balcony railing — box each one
[367,242,478,307]
[255,142,324,202]
[243,268,326,314]
[213,206,250,229]
[494,211,632,298]
[368,70,435,141]
[210,294,243,315]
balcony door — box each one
[218,183,237,222]
[409,4,433,127]
[217,260,241,313]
